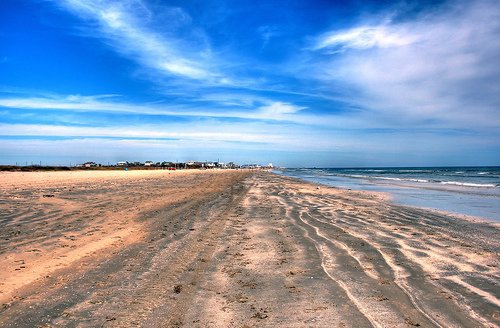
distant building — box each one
[83,161,97,168]
[205,162,216,168]
[185,161,204,169]
[241,164,261,169]
[108,159,243,170]
[160,161,174,167]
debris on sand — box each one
[173,284,183,294]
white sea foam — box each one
[342,174,498,188]
[440,181,497,188]
[348,174,369,179]
[398,170,433,173]
[345,174,429,183]
[373,176,430,183]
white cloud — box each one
[308,0,500,129]
[1,122,496,167]
[258,25,280,49]
[57,0,219,81]
[315,25,416,50]
[0,94,334,125]
[8,91,487,131]
[0,95,156,114]
[0,123,286,145]
[258,102,305,118]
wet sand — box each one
[0,171,498,327]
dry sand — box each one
[0,170,498,327]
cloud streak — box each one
[314,25,415,51]
[0,123,286,144]
[3,90,498,133]
[0,94,306,122]
[57,0,222,82]
[308,0,500,129]
[1,122,496,167]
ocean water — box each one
[275,167,500,221]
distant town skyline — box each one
[1,0,499,167]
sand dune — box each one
[0,171,498,327]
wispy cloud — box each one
[0,93,322,125]
[307,0,500,129]
[257,25,280,49]
[0,123,285,144]
[314,25,415,51]
[0,94,162,114]
[56,0,222,82]
[1,122,496,167]
[5,91,496,132]
[258,102,305,118]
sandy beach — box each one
[0,170,498,327]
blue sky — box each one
[1,0,499,167]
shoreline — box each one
[280,172,499,225]
[275,169,500,223]
[0,170,498,327]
